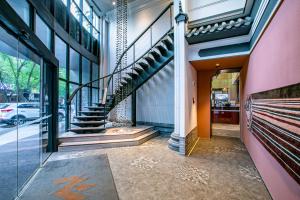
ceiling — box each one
[190,55,249,71]
[188,0,254,27]
[92,0,136,13]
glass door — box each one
[0,26,19,200]
[0,25,51,199]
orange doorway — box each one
[211,69,240,138]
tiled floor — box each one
[48,134,271,200]
[212,123,240,138]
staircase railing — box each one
[67,2,174,128]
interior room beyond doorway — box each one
[211,70,240,138]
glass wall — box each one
[6,0,30,26]
[69,48,80,121]
[82,57,90,108]
[92,63,99,104]
[55,0,68,30]
[55,35,67,135]
[36,15,52,50]
[0,26,44,200]
[70,48,80,85]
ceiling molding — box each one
[188,0,252,27]
[187,0,282,62]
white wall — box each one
[184,55,197,135]
[106,0,174,124]
[137,61,174,125]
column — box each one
[168,0,188,154]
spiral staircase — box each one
[59,3,174,150]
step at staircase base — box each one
[60,126,154,143]
[59,127,159,152]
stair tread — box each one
[75,116,107,118]
[69,127,106,131]
[79,111,107,113]
[71,121,106,124]
[60,130,158,147]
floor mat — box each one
[20,154,119,200]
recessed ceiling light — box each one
[112,1,116,6]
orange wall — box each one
[197,70,214,138]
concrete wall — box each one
[240,0,300,199]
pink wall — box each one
[241,0,300,199]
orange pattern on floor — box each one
[54,176,96,200]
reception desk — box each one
[212,107,240,124]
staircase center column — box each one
[168,0,188,154]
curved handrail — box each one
[67,2,173,105]
[106,2,173,84]
[67,27,173,105]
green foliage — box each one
[0,52,40,93]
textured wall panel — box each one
[245,83,300,184]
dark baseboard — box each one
[136,121,174,134]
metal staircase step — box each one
[94,102,112,107]
[162,36,174,49]
[71,121,106,127]
[137,59,150,68]
[78,111,108,116]
[68,127,106,134]
[133,64,145,73]
[123,74,132,81]
[120,79,128,84]
[127,70,139,77]
[74,116,108,121]
[85,106,109,111]
[155,44,168,56]
[144,55,155,65]
[149,48,162,60]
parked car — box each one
[0,103,65,125]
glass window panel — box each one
[92,37,99,56]
[55,35,67,79]
[73,0,80,6]
[82,57,90,84]
[92,63,99,87]
[70,1,81,22]
[69,16,81,43]
[55,0,68,30]
[17,57,41,190]
[92,88,98,104]
[93,12,99,30]
[83,0,92,21]
[58,80,66,135]
[6,0,30,26]
[91,63,99,103]
[93,28,99,40]
[36,15,51,49]
[69,83,80,123]
[41,0,51,11]
[83,16,91,31]
[82,25,91,50]
[62,0,67,6]
[69,48,80,83]
[82,57,90,108]
[0,29,19,200]
[0,26,44,199]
